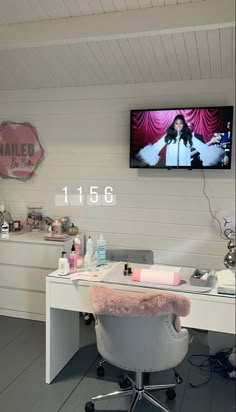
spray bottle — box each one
[74,235,84,268]
[96,234,106,265]
[84,235,94,269]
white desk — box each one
[46,269,235,384]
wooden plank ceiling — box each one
[0,0,204,24]
[0,0,234,90]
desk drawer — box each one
[0,264,50,291]
[0,242,63,268]
[0,288,45,314]
[48,282,91,313]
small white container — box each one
[1,221,9,234]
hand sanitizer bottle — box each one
[96,234,106,265]
[58,251,69,276]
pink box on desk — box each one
[132,269,181,286]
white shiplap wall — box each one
[0,79,235,270]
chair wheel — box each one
[166,388,176,400]
[85,401,95,412]
[84,314,93,325]
[85,318,92,325]
[97,366,105,377]
[118,375,131,389]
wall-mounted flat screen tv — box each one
[130,106,233,169]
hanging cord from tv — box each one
[188,347,235,388]
[200,168,226,240]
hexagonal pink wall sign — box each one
[0,121,44,180]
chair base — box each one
[85,372,176,412]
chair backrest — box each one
[106,249,154,265]
[95,315,188,372]
[90,285,190,373]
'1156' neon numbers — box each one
[55,186,116,206]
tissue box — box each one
[190,269,210,287]
[217,269,235,295]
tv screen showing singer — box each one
[130,106,233,169]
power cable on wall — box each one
[200,168,227,240]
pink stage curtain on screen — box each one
[131,108,226,153]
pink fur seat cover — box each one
[90,285,191,331]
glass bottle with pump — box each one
[69,241,77,273]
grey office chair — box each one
[106,249,154,265]
[96,249,154,377]
[85,285,190,412]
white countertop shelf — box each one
[0,231,74,245]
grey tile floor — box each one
[0,316,235,412]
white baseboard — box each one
[0,309,45,322]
